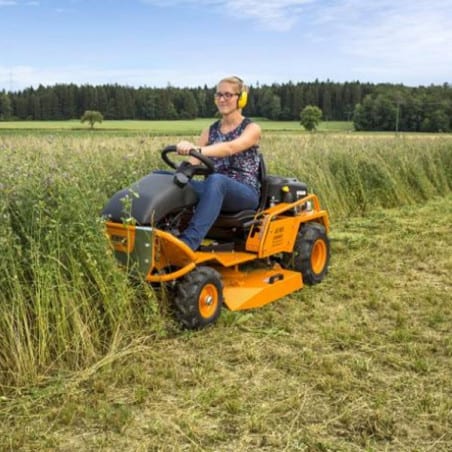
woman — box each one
[176,76,261,250]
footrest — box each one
[199,241,235,252]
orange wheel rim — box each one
[198,283,219,319]
[311,239,327,274]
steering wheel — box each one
[161,145,215,175]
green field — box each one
[0,130,451,450]
[0,118,354,135]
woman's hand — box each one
[176,140,196,155]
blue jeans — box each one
[180,174,259,250]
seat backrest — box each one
[210,153,267,232]
[256,152,269,210]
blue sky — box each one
[1,0,452,91]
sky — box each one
[1,0,452,91]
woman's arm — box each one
[177,123,261,160]
[200,122,261,157]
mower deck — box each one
[196,250,303,311]
[219,265,302,311]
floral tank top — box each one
[207,117,260,194]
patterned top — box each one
[207,117,260,193]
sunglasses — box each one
[214,92,239,100]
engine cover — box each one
[102,173,198,225]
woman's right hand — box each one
[176,140,196,155]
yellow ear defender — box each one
[237,89,248,109]
[235,76,248,109]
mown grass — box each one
[1,197,450,450]
[0,131,451,450]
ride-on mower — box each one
[102,146,330,329]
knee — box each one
[205,174,228,194]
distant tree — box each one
[5,80,452,124]
[157,90,178,119]
[81,110,103,129]
[421,108,450,132]
[30,94,41,120]
[0,91,12,120]
[300,105,323,131]
[321,85,332,120]
[353,97,373,130]
[194,89,209,117]
[177,89,198,119]
[258,87,281,119]
[353,95,396,131]
[142,93,159,120]
[39,86,60,120]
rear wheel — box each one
[173,266,224,329]
[283,222,330,285]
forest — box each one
[0,80,451,132]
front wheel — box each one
[173,266,224,329]
[282,222,330,285]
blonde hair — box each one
[218,76,248,94]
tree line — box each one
[0,80,451,132]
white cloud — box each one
[320,0,452,83]
[0,0,40,5]
[140,0,315,31]
[220,0,315,31]
[141,0,452,37]
[0,65,225,91]
[2,0,452,90]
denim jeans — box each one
[180,174,259,250]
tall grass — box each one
[0,133,451,387]
[0,135,165,386]
[264,134,452,217]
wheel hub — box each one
[204,295,213,306]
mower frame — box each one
[104,147,330,328]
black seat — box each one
[209,153,268,232]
